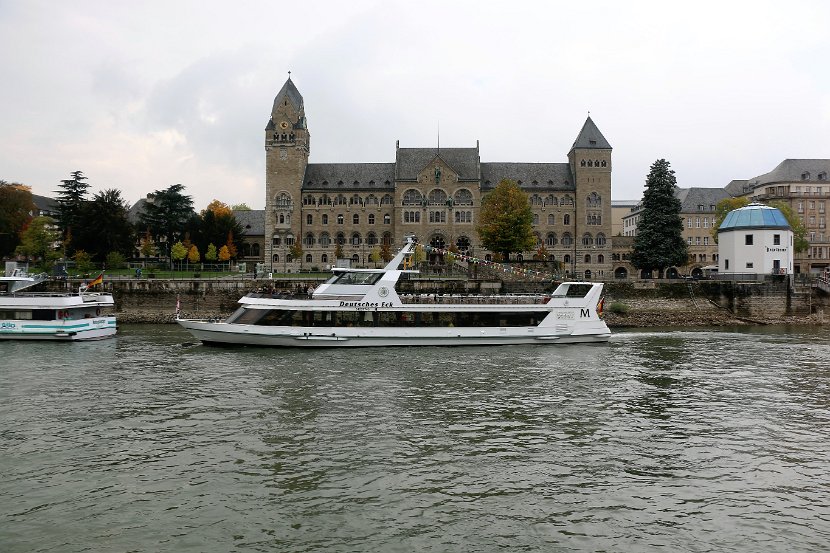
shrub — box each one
[608,301,629,315]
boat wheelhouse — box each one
[0,264,116,341]
[177,237,611,347]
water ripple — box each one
[2,325,830,551]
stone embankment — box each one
[51,277,827,327]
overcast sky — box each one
[1,0,828,210]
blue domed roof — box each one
[719,203,790,231]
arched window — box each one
[586,192,601,208]
[273,254,279,263]
[382,232,393,245]
[581,159,586,167]
[350,194,361,206]
[319,233,331,247]
[275,192,292,208]
[596,233,607,247]
[351,254,359,264]
[368,214,375,225]
[533,213,539,225]
[336,194,347,205]
[563,214,570,225]
[562,196,574,206]
[597,254,604,263]
[322,214,328,225]
[304,232,315,247]
[321,194,332,205]
[545,194,557,206]
[384,214,391,224]
[336,232,345,245]
[381,194,394,205]
[582,233,593,246]
[561,233,573,246]
[456,236,470,252]
[601,160,607,167]
[584,254,591,263]
[337,214,344,224]
[305,254,312,263]
[367,232,377,245]
[402,189,423,205]
[353,214,359,225]
[454,189,473,205]
[530,194,543,206]
[306,214,313,225]
[564,254,571,264]
[252,244,260,256]
[546,233,557,246]
[428,189,447,205]
[547,214,555,225]
[366,194,379,205]
[351,233,361,245]
[321,254,328,263]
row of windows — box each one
[688,217,716,228]
[580,159,608,168]
[294,190,604,209]
[529,194,576,207]
[401,189,475,206]
[797,201,826,213]
[306,213,393,225]
[303,193,395,206]
[536,232,607,247]
[688,236,711,246]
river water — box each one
[2,324,830,552]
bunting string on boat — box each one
[418,244,560,281]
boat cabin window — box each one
[551,283,592,298]
[238,308,550,328]
[328,271,383,286]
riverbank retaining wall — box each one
[45,277,827,326]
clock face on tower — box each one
[279,121,289,130]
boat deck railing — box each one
[399,294,551,305]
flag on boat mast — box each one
[80,272,104,292]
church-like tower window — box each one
[601,160,607,167]
[587,192,601,207]
[587,160,593,167]
[580,159,586,167]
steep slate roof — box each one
[480,163,573,191]
[724,179,750,196]
[272,77,303,113]
[395,148,480,181]
[302,163,396,190]
[127,197,150,225]
[745,159,830,189]
[675,187,731,212]
[233,209,265,236]
[31,193,58,215]
[570,116,612,150]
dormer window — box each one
[819,172,827,181]
[802,172,810,180]
[589,140,597,145]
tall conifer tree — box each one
[631,159,688,277]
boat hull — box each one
[0,317,117,341]
[177,319,611,348]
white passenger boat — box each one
[0,265,116,341]
[177,237,610,347]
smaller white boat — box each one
[0,264,116,341]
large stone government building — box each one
[259,77,613,278]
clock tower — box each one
[264,76,309,272]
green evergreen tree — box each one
[54,170,90,251]
[476,179,535,260]
[138,184,194,265]
[631,159,688,277]
[74,189,135,261]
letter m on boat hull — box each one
[580,308,590,318]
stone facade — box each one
[261,77,614,278]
